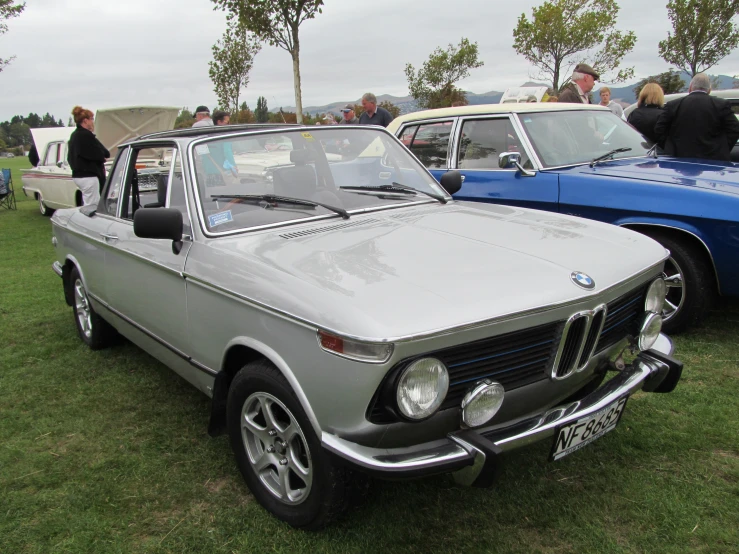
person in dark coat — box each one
[558,64,599,104]
[654,73,739,161]
[28,144,40,167]
[67,106,110,206]
[627,82,665,144]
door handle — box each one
[100,233,118,242]
[460,175,466,182]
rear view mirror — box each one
[440,171,463,195]
[133,208,184,253]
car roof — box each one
[135,123,301,142]
[391,102,610,126]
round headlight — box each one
[461,380,505,428]
[638,312,663,351]
[645,277,667,314]
[396,358,449,420]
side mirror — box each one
[498,152,535,177]
[439,170,463,195]
[56,161,64,168]
[133,208,184,253]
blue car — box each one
[388,103,739,333]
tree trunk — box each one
[553,65,560,93]
[291,37,303,124]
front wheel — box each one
[642,231,715,334]
[227,360,360,529]
[69,267,116,349]
[38,194,54,216]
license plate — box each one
[550,396,628,461]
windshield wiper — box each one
[590,147,632,168]
[211,194,349,220]
[339,182,447,204]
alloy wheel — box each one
[241,392,312,505]
[661,256,684,323]
[74,278,93,339]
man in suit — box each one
[654,73,739,161]
[558,64,599,104]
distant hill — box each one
[605,72,737,105]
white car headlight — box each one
[396,358,449,420]
[461,380,505,428]
[638,312,663,351]
[645,277,667,314]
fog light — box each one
[396,358,449,420]
[461,380,505,428]
[645,277,667,314]
[638,312,663,351]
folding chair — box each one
[0,168,17,210]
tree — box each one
[0,1,24,73]
[209,18,261,115]
[658,0,739,77]
[405,38,484,109]
[211,0,324,124]
[513,0,636,92]
[255,96,269,122]
[734,75,739,88]
[633,70,686,97]
[68,116,73,127]
[379,100,401,119]
[174,108,195,129]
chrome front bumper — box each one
[52,261,63,277]
[322,333,681,482]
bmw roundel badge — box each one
[571,271,595,290]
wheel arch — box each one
[208,337,321,439]
[619,221,720,294]
[61,255,87,306]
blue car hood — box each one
[559,157,739,196]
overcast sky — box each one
[1,0,738,121]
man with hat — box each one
[558,64,599,104]
[192,106,214,127]
[337,104,359,125]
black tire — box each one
[227,360,359,529]
[641,230,715,334]
[69,267,116,350]
[38,194,54,216]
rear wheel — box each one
[227,360,360,529]
[641,231,715,334]
[69,267,116,349]
[38,194,53,216]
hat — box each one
[195,105,210,114]
[341,104,354,112]
[574,63,600,80]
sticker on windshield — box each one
[208,210,233,228]
[523,118,532,123]
[301,132,315,142]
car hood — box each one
[560,157,739,196]
[95,106,179,156]
[200,202,666,340]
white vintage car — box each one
[21,106,179,215]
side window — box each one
[44,142,59,166]
[408,121,452,169]
[120,146,176,221]
[104,148,129,216]
[399,125,417,147]
[167,150,191,234]
[457,118,530,170]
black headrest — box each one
[290,149,315,165]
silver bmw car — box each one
[50,124,683,529]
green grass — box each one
[1,161,738,553]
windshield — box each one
[518,110,651,168]
[191,127,444,233]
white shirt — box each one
[192,118,214,127]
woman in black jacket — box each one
[67,106,110,206]
[626,83,665,145]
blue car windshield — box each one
[518,110,651,168]
[190,127,445,233]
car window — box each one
[44,142,59,166]
[120,146,175,221]
[167,150,191,234]
[407,121,452,169]
[103,148,128,216]
[399,125,417,147]
[191,127,446,234]
[457,118,530,170]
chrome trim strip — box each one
[88,291,217,376]
[52,261,63,277]
[535,155,651,172]
[578,303,608,371]
[184,258,668,344]
[619,222,720,295]
[551,311,589,380]
[510,113,544,170]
